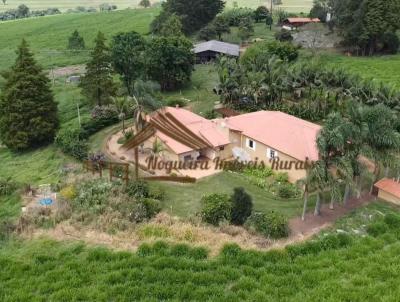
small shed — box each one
[194,40,240,63]
[374,178,400,205]
[282,18,320,29]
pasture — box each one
[0,8,156,70]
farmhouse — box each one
[124,107,321,182]
[283,17,320,29]
[193,40,240,63]
[374,178,400,205]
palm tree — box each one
[297,168,314,221]
[113,96,132,133]
[149,138,165,158]
[131,80,162,131]
[362,105,400,192]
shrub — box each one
[126,181,150,199]
[79,105,120,138]
[384,213,400,229]
[59,185,77,200]
[230,187,253,225]
[275,29,293,42]
[74,180,113,213]
[141,198,162,218]
[277,183,298,199]
[221,8,255,26]
[241,40,299,65]
[366,222,389,237]
[275,172,289,183]
[0,178,17,196]
[55,128,88,160]
[200,193,232,226]
[246,211,289,239]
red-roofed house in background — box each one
[374,178,400,205]
[283,17,321,29]
[122,107,321,182]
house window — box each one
[246,138,256,150]
[267,148,278,159]
[219,146,225,151]
[183,155,192,161]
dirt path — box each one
[48,65,85,78]
[289,193,373,236]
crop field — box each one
[1,202,400,301]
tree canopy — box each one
[0,40,59,150]
[111,31,147,95]
[80,32,116,106]
[313,0,400,55]
[146,36,194,91]
[151,0,225,35]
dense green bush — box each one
[275,29,293,42]
[246,211,289,239]
[277,183,298,199]
[230,187,253,225]
[0,178,17,196]
[220,8,254,26]
[384,213,400,229]
[241,41,299,64]
[367,222,389,237]
[55,127,89,160]
[81,116,119,138]
[126,181,150,199]
[200,193,231,226]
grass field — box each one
[0,8,156,70]
[1,202,400,301]
[0,0,313,12]
[320,52,400,88]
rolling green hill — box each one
[0,8,157,70]
[0,0,313,13]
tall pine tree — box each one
[80,31,116,106]
[0,39,59,151]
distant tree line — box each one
[0,3,118,22]
[310,0,400,55]
[0,4,60,21]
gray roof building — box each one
[193,40,240,57]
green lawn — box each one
[1,202,400,301]
[319,52,400,88]
[164,64,220,115]
[152,172,308,218]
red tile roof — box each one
[375,178,400,198]
[150,107,230,154]
[222,111,321,161]
[286,18,321,23]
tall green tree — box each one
[67,30,85,50]
[0,40,59,151]
[330,0,400,55]
[80,32,116,106]
[151,0,225,34]
[159,14,184,37]
[111,31,146,96]
[146,36,194,91]
[139,0,151,8]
